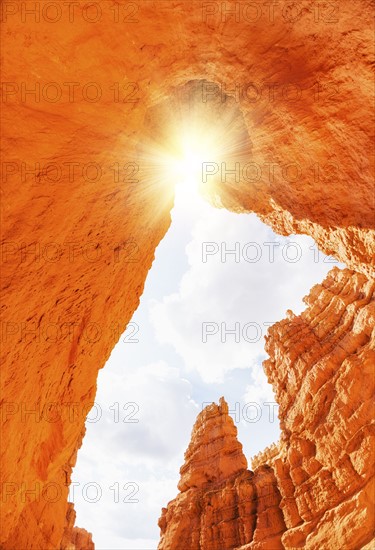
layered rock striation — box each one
[158,268,375,549]
[158,398,286,550]
[177,397,248,493]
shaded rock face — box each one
[158,268,375,549]
[1,0,374,548]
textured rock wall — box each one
[265,267,375,549]
[60,503,94,550]
[158,398,286,550]
[1,0,374,547]
[158,268,375,549]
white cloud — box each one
[243,363,276,405]
[150,207,339,383]
[72,360,198,548]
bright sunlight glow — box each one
[164,129,220,196]
[137,95,251,211]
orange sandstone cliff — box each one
[158,268,375,549]
[1,0,374,548]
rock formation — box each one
[177,397,248,493]
[158,268,375,549]
[1,0,374,548]
[60,503,94,550]
[158,398,286,550]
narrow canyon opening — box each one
[70,82,344,547]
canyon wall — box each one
[159,268,375,549]
[1,0,374,547]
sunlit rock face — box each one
[60,503,94,550]
[1,0,374,548]
[158,268,375,549]
[177,398,248,493]
[158,398,286,550]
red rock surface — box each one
[178,397,248,493]
[158,398,286,550]
[60,503,94,550]
[158,268,375,549]
[1,0,374,547]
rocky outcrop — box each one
[158,398,286,550]
[1,0,374,547]
[251,442,280,471]
[158,268,375,549]
[177,398,248,492]
[60,503,94,550]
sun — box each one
[138,103,248,211]
[163,128,220,199]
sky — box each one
[71,172,341,549]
